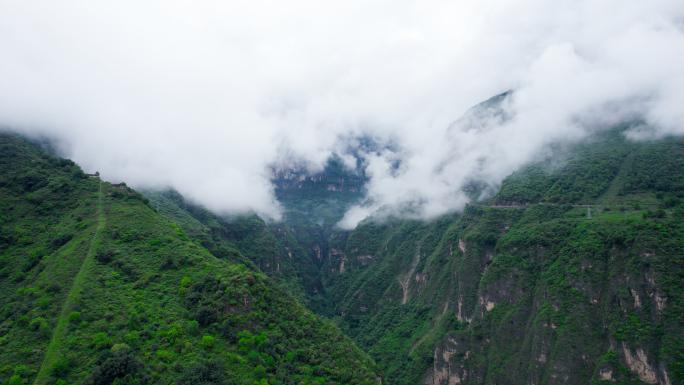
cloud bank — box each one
[0,0,683,226]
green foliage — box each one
[186,320,200,336]
[201,335,214,350]
[4,124,684,385]
[67,311,81,324]
[82,351,141,385]
[128,311,140,330]
[144,188,327,312]
[50,357,72,378]
[313,130,684,384]
[620,139,684,195]
[195,306,217,327]
[89,332,111,350]
[94,249,114,264]
[175,358,226,385]
[495,129,684,205]
[0,134,383,385]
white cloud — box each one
[0,0,683,225]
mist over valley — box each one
[1,1,684,384]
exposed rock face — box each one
[478,294,496,313]
[621,343,658,384]
[270,161,365,193]
[656,294,667,313]
[312,244,323,263]
[599,368,613,381]
[458,238,466,253]
[319,202,680,385]
[419,224,677,385]
[427,337,467,385]
[399,250,422,304]
[358,254,373,265]
[631,288,641,308]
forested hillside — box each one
[143,189,330,315]
[0,134,383,385]
[141,120,684,384]
[317,130,684,384]
[4,97,681,385]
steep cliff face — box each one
[317,132,684,384]
[271,155,367,226]
[323,204,682,385]
[423,206,680,385]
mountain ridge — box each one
[144,124,684,384]
[0,133,384,385]
[2,91,684,385]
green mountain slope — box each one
[235,118,684,384]
[492,125,684,206]
[320,130,684,384]
[136,113,684,384]
[0,134,383,385]
[6,94,682,385]
[143,189,329,315]
[327,206,684,384]
[142,152,374,318]
[155,111,683,384]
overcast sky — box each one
[1,0,683,227]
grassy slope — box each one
[34,179,106,384]
[321,131,684,384]
[0,134,101,382]
[0,134,383,385]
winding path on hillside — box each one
[34,181,106,385]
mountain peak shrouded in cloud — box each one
[1,0,684,227]
[448,91,514,134]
